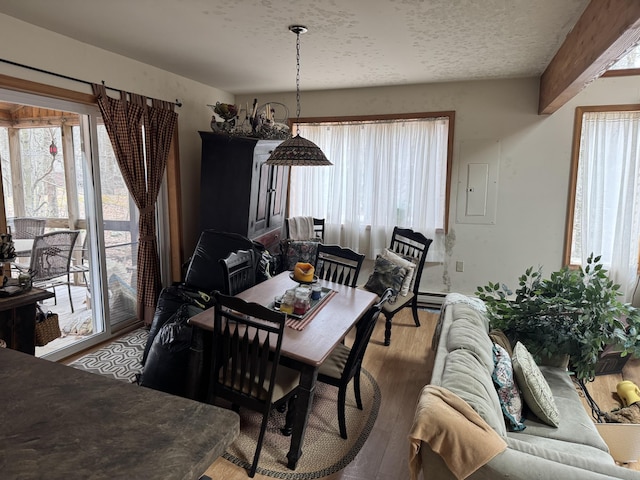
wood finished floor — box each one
[202,307,640,479]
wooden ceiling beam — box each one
[539,0,640,115]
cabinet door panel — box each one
[253,160,270,234]
[270,165,288,226]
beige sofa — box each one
[410,294,640,480]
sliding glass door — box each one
[0,88,150,360]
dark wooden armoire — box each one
[199,132,289,252]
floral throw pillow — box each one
[364,255,407,298]
[492,343,525,431]
[282,240,320,271]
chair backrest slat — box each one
[211,292,287,407]
[220,249,256,296]
[314,244,365,288]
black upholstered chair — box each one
[208,292,299,477]
[314,244,365,288]
[317,288,392,438]
[381,227,432,346]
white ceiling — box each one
[0,0,591,95]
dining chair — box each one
[8,217,46,261]
[209,291,300,477]
[22,230,80,312]
[285,217,325,241]
[219,249,256,296]
[8,217,46,239]
[317,288,393,439]
[314,244,365,288]
[382,227,432,346]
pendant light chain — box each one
[295,29,301,127]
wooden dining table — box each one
[188,271,378,470]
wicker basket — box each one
[35,307,60,346]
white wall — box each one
[0,13,231,258]
[238,75,640,296]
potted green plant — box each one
[476,254,640,381]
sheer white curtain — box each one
[289,118,448,261]
[576,111,640,301]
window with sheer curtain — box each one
[566,107,640,301]
[289,114,452,261]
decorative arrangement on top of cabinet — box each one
[199,132,289,252]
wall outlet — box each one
[456,261,464,272]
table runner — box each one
[286,290,338,331]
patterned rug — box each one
[69,327,381,479]
[68,328,147,382]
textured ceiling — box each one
[0,0,590,95]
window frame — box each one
[292,110,455,234]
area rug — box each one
[68,327,381,479]
[68,328,147,382]
[223,368,381,479]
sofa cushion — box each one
[492,343,524,431]
[506,434,615,465]
[512,341,560,427]
[446,304,494,372]
[512,366,610,452]
[440,348,507,437]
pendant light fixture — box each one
[266,25,331,166]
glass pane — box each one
[96,124,139,329]
[20,128,68,218]
[610,44,640,70]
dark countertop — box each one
[0,347,239,479]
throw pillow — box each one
[489,329,513,358]
[364,255,407,297]
[381,248,416,296]
[492,343,525,431]
[282,240,320,271]
[512,341,560,427]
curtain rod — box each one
[0,57,182,107]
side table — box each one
[0,287,55,354]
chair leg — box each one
[353,367,363,410]
[67,279,74,313]
[384,312,393,346]
[281,394,297,436]
[338,386,348,439]
[249,413,270,477]
[412,300,420,327]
